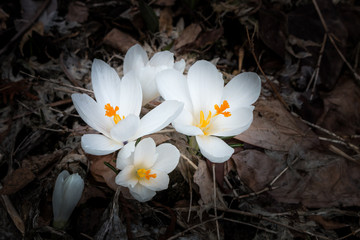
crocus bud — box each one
[52,170,84,228]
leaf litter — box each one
[0,0,360,239]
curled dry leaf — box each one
[66,1,89,23]
[88,153,117,191]
[174,23,202,50]
[103,28,139,54]
[0,168,36,195]
[235,99,319,151]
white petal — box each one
[91,59,122,107]
[137,66,159,105]
[129,183,156,202]
[174,59,185,73]
[110,115,140,142]
[134,138,157,169]
[116,141,136,170]
[118,72,142,117]
[72,93,112,137]
[172,109,203,136]
[52,170,70,220]
[60,173,84,222]
[139,170,169,191]
[224,72,261,109]
[123,44,148,74]
[133,100,184,139]
[149,51,174,68]
[81,134,123,155]
[152,143,180,173]
[209,107,254,136]
[156,69,193,111]
[195,135,234,163]
[187,60,224,114]
[115,165,138,188]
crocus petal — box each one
[134,137,157,169]
[116,141,136,170]
[208,107,254,136]
[195,135,234,163]
[115,165,138,188]
[138,66,159,105]
[81,134,123,155]
[110,114,140,143]
[149,51,174,68]
[223,72,261,109]
[174,59,185,73]
[52,170,70,221]
[132,100,184,139]
[91,59,122,107]
[60,173,84,222]
[71,93,113,137]
[152,143,180,173]
[118,72,142,117]
[187,60,224,114]
[139,170,169,191]
[123,44,148,74]
[156,69,193,112]
[172,109,203,136]
[129,183,156,202]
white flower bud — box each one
[52,170,84,228]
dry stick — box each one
[187,172,193,223]
[167,216,223,240]
[237,157,299,199]
[212,164,220,240]
[0,0,50,56]
[222,217,277,235]
[218,207,331,240]
[306,33,327,100]
[245,27,290,111]
[328,144,359,164]
[20,71,93,95]
[311,0,360,85]
[292,112,360,154]
[181,154,198,170]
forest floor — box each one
[0,0,360,239]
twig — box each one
[60,52,81,87]
[0,0,50,56]
[212,164,220,240]
[328,144,360,164]
[246,27,290,111]
[306,33,327,100]
[222,217,277,234]
[20,71,93,95]
[311,0,360,85]
[167,216,223,240]
[181,154,198,170]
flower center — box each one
[137,168,157,180]
[104,103,124,124]
[196,100,231,135]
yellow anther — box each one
[104,103,123,124]
[137,168,157,180]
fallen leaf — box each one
[195,27,224,49]
[174,23,202,50]
[0,168,36,195]
[88,153,118,191]
[159,7,173,35]
[235,99,319,151]
[66,1,89,23]
[103,28,139,54]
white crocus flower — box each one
[115,137,180,202]
[156,60,261,163]
[123,44,185,105]
[52,170,84,228]
[71,59,183,155]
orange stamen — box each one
[137,168,157,180]
[104,103,122,124]
[214,100,231,117]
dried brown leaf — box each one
[235,99,318,151]
[159,7,173,35]
[66,1,88,23]
[88,153,118,191]
[174,23,202,50]
[103,28,139,54]
[0,168,36,195]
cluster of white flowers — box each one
[68,44,261,203]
